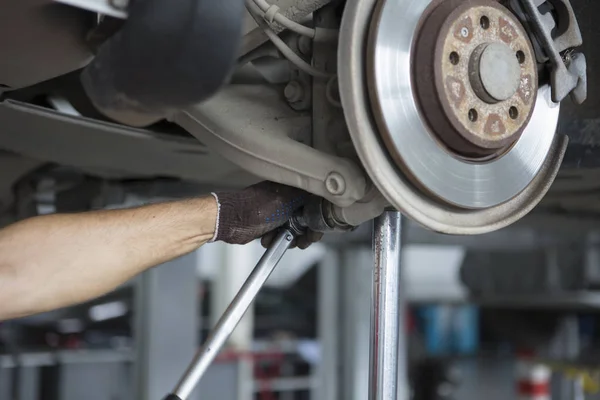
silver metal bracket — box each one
[175,85,368,208]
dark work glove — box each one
[212,182,324,249]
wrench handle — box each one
[165,227,296,400]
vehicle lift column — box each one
[370,212,407,400]
[164,212,407,400]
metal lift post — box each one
[370,212,407,400]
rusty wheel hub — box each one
[414,0,537,157]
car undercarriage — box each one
[0,0,598,236]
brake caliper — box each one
[509,0,587,104]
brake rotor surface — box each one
[338,0,567,234]
[366,0,557,209]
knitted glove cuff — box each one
[209,192,220,243]
[211,191,261,245]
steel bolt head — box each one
[298,36,313,56]
[325,172,346,195]
[284,81,304,103]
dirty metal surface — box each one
[414,0,537,156]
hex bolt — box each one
[325,172,346,196]
[284,81,304,104]
[298,36,313,56]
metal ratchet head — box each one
[286,215,307,237]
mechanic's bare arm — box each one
[0,197,218,320]
[0,182,320,321]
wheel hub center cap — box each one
[472,42,522,102]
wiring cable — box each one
[245,0,331,79]
[251,0,316,37]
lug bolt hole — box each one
[509,106,519,119]
[449,52,460,65]
[516,50,525,64]
[480,16,490,30]
[468,109,478,122]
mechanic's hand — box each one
[212,182,323,249]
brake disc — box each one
[338,0,568,234]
